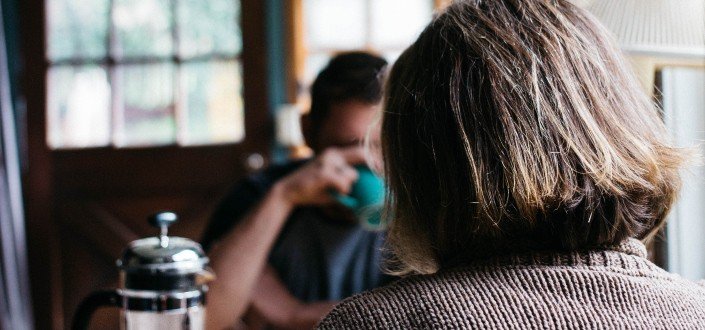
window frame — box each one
[284,0,449,105]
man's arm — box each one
[207,182,296,330]
[206,148,365,330]
[245,266,336,330]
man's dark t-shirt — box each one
[201,161,392,302]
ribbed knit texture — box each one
[317,239,705,329]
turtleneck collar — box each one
[464,238,663,272]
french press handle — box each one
[71,289,122,330]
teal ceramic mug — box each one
[333,165,386,231]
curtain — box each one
[0,0,33,328]
[662,67,705,281]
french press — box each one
[72,211,214,330]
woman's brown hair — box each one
[382,0,686,274]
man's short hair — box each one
[309,52,388,129]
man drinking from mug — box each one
[202,52,392,329]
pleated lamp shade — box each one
[575,0,705,58]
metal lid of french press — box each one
[117,211,209,275]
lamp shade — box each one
[577,0,705,58]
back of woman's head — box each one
[382,0,685,274]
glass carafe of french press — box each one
[72,211,214,330]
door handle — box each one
[244,153,265,172]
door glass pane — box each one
[370,0,432,48]
[47,65,111,149]
[114,63,176,146]
[113,0,173,58]
[177,0,241,58]
[46,0,109,61]
[304,0,366,50]
[179,61,244,145]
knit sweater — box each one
[317,239,705,329]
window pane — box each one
[113,0,173,58]
[304,0,366,50]
[178,61,244,145]
[177,0,241,58]
[383,50,403,64]
[47,65,111,149]
[304,52,331,86]
[370,0,432,48]
[46,0,109,61]
[114,63,176,146]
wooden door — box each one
[19,0,272,329]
